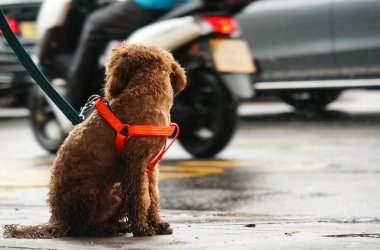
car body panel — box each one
[333,0,380,78]
[237,0,337,81]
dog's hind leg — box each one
[147,166,173,235]
[49,178,122,236]
[102,182,131,234]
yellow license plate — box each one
[209,39,256,73]
[20,21,37,39]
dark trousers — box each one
[68,1,167,109]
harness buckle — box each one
[79,94,102,120]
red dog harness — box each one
[82,96,179,174]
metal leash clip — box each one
[79,94,101,120]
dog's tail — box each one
[3,223,68,239]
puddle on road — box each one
[177,160,328,170]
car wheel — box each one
[281,90,341,112]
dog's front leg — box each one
[124,161,155,237]
[147,166,173,235]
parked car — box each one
[0,0,41,107]
[237,0,380,111]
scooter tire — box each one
[29,88,67,153]
[174,70,237,158]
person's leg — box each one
[68,1,167,109]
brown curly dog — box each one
[4,43,186,238]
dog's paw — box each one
[117,221,131,234]
[132,225,155,237]
[154,221,173,235]
[86,223,120,236]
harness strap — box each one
[147,123,179,175]
[128,125,176,137]
[94,99,179,174]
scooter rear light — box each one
[202,16,239,35]
[0,16,20,35]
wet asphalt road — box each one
[0,89,380,249]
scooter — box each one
[30,0,255,157]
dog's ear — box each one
[104,55,129,99]
[170,61,187,96]
[104,73,123,99]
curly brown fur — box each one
[3,43,186,238]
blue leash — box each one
[0,8,82,125]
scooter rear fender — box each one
[126,16,213,50]
[219,73,254,100]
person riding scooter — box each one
[67,0,193,110]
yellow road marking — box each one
[178,160,255,167]
[158,160,327,180]
[159,165,223,180]
[157,161,253,180]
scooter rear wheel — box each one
[30,88,67,153]
[173,70,237,158]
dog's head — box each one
[104,43,186,100]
